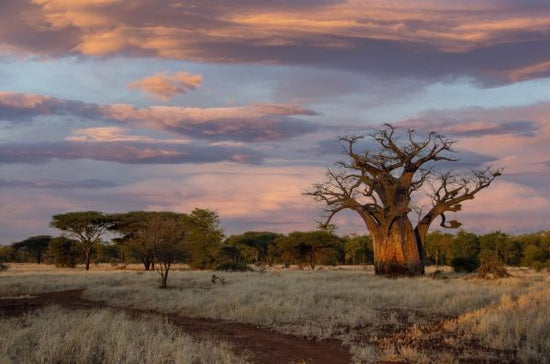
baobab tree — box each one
[306,124,501,276]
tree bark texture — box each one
[372,218,424,276]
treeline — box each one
[425,230,550,272]
[1,210,549,273]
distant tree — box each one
[521,244,548,269]
[0,245,16,263]
[452,230,480,260]
[130,215,187,288]
[13,235,52,264]
[450,230,480,272]
[517,231,550,269]
[50,211,114,270]
[216,245,242,264]
[183,209,224,269]
[275,231,342,269]
[48,237,80,268]
[424,231,454,265]
[95,243,123,264]
[225,231,282,265]
[110,211,182,270]
[342,234,373,265]
[479,231,510,264]
[306,124,501,276]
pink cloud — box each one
[486,60,550,83]
[66,127,190,144]
[3,1,550,83]
[0,91,53,108]
[455,181,550,232]
[127,71,202,100]
[0,91,319,142]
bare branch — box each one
[415,166,503,240]
[306,125,502,245]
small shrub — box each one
[211,274,226,284]
[0,262,7,271]
[451,256,479,273]
[428,269,448,280]
[477,259,511,279]
[214,262,252,272]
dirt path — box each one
[0,290,350,364]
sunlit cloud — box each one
[397,103,550,180]
[1,1,550,242]
[127,71,202,100]
[488,60,550,83]
[2,0,550,83]
[66,127,190,144]
[0,92,319,142]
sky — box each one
[1,0,550,243]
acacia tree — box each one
[131,215,187,288]
[13,235,52,264]
[306,124,501,276]
[110,211,181,270]
[50,211,113,270]
[225,231,282,264]
[275,231,342,269]
[183,208,224,269]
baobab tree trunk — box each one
[372,217,424,276]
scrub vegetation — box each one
[1,264,548,363]
[0,305,244,364]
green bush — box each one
[521,244,548,268]
[48,237,80,268]
[214,262,252,272]
[531,260,550,272]
[451,256,480,273]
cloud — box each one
[66,127,190,144]
[112,165,324,234]
[127,71,202,100]
[0,179,118,188]
[0,91,98,122]
[393,103,550,182]
[0,92,319,142]
[453,180,550,233]
[0,141,264,165]
[487,60,550,83]
[400,119,539,138]
[98,102,319,141]
[2,1,550,84]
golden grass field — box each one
[1,263,549,363]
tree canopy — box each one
[50,211,114,270]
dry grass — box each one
[1,263,548,363]
[446,286,550,363]
[0,305,245,364]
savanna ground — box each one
[0,264,548,363]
